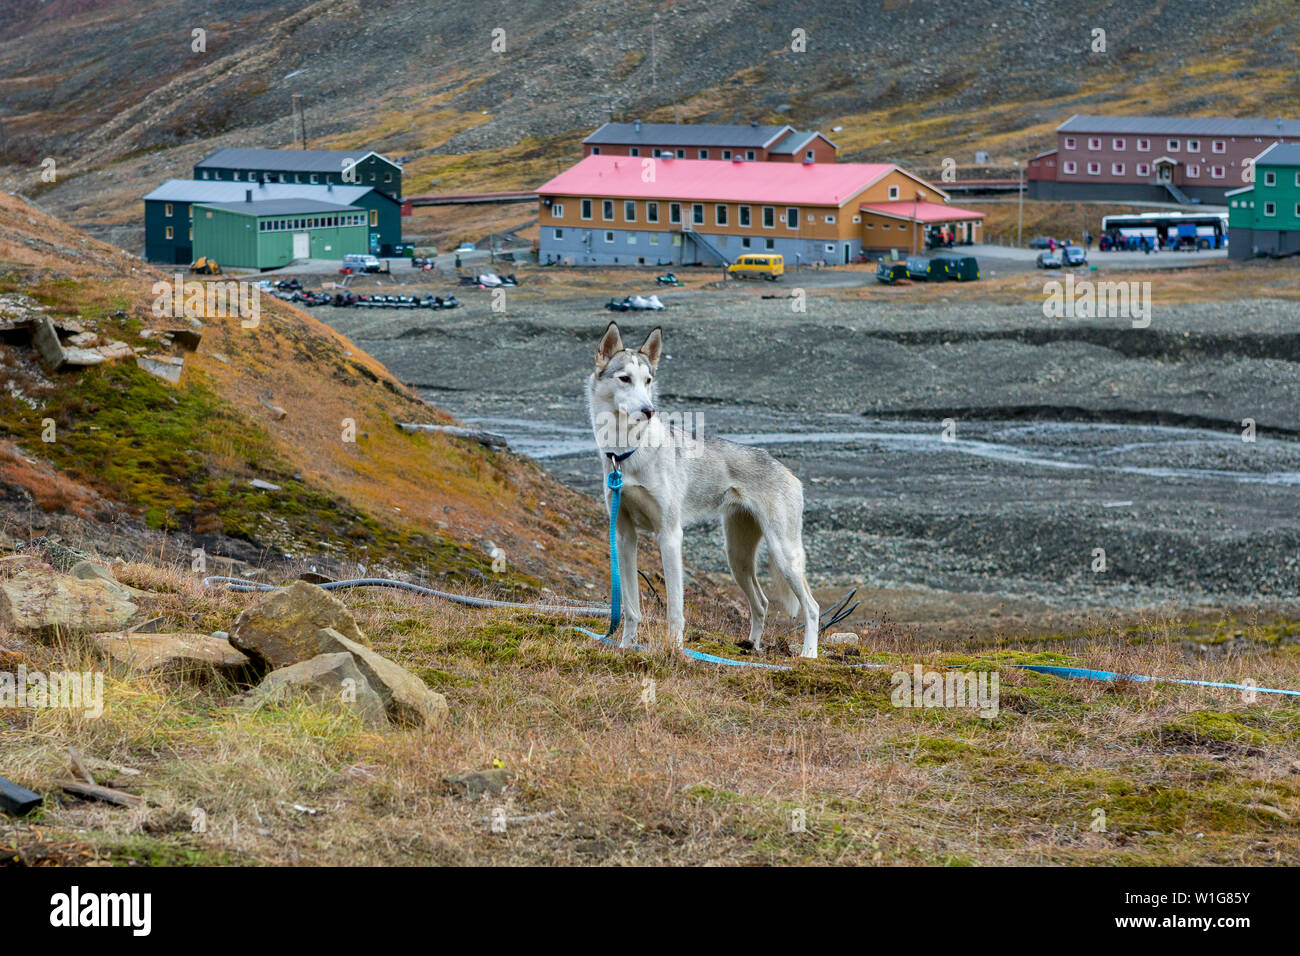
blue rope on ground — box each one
[203,467,1300,699]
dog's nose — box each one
[641,406,655,419]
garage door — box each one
[293,232,310,259]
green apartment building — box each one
[192,197,369,270]
[1227,143,1300,259]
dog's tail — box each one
[767,553,802,619]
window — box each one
[626,233,636,244]
[785,207,798,229]
[722,150,732,160]
[762,206,774,228]
[1296,172,1300,187]
[188,228,192,240]
[581,199,593,220]
[741,237,751,248]
[692,203,704,225]
[604,230,615,242]
[1186,164,1199,178]
[649,234,659,245]
[715,204,728,226]
[764,238,774,250]
[187,204,192,218]
[670,203,681,224]
[1187,140,1200,152]
[805,150,815,161]
[310,174,318,183]
[852,214,861,224]
[1113,138,1125,150]
[384,172,392,182]
[591,146,601,154]
[1136,162,1150,176]
[1264,171,1277,186]
[1063,160,1078,174]
[1137,138,1151,151]
[888,185,899,199]
[624,200,636,222]
[602,200,614,220]
[1088,137,1101,150]
[1295,203,1300,217]
[554,228,564,239]
[738,205,751,227]
[279,174,286,183]
[1264,202,1276,216]
[1167,139,1180,151]
[551,202,563,218]
[1211,166,1225,179]
[201,171,209,179]
[652,149,662,157]
[233,171,241,180]
[630,148,639,157]
[676,149,685,159]
[1212,140,1226,153]
[1087,162,1100,175]
[825,214,836,223]
[1064,137,1077,150]
[698,149,708,160]
[369,209,378,227]
[1111,162,1124,176]
[165,226,173,239]
[164,203,173,216]
[646,202,659,223]
[745,150,755,161]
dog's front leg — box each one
[616,509,641,647]
[659,522,685,648]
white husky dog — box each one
[586,321,821,658]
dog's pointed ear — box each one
[638,327,663,371]
[596,321,623,371]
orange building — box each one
[537,155,984,266]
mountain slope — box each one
[0,190,607,588]
[3,0,1298,251]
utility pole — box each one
[651,14,657,89]
[292,95,307,149]
[1016,161,1024,248]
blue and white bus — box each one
[1099,212,1228,250]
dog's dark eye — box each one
[618,375,632,383]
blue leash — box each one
[571,461,1300,696]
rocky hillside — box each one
[0,190,608,592]
[3,0,1297,251]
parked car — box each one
[1061,246,1087,266]
[905,255,942,280]
[1036,251,1062,269]
[455,243,477,253]
[727,254,785,280]
[343,254,383,273]
[876,260,909,284]
[932,252,980,281]
[1028,236,1054,250]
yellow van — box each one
[727,253,784,280]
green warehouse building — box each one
[1227,143,1300,259]
[192,196,369,270]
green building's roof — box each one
[198,199,362,217]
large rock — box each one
[68,560,150,599]
[92,632,251,675]
[230,581,368,669]
[246,652,386,728]
[0,569,137,634]
[316,627,448,729]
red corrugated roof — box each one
[537,155,904,206]
[860,200,987,223]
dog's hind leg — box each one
[616,509,641,647]
[763,509,820,659]
[723,508,768,650]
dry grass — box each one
[2,551,1297,866]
